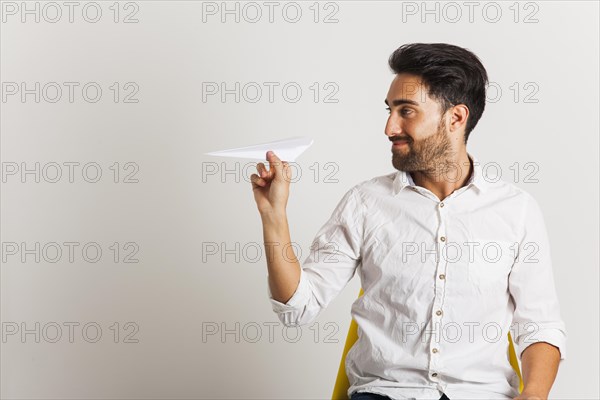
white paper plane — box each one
[204,136,314,162]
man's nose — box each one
[384,115,401,138]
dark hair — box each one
[388,43,488,144]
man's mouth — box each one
[391,138,410,147]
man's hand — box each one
[250,151,292,216]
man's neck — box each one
[409,153,473,201]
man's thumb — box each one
[266,151,285,180]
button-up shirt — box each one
[267,153,567,400]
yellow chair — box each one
[332,288,524,399]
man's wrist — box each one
[260,210,287,224]
[519,386,549,399]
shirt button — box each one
[439,202,444,208]
[432,348,438,353]
[440,236,446,242]
[431,373,438,377]
[436,310,443,316]
[439,274,445,280]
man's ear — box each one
[449,104,469,133]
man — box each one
[250,43,567,400]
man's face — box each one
[384,73,457,173]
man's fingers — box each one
[258,151,290,182]
[250,173,266,188]
[257,162,267,179]
[256,162,274,181]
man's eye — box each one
[386,107,412,115]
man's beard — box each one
[391,117,454,174]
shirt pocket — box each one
[467,239,517,289]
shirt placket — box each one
[429,199,447,389]
[410,184,468,392]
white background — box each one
[1,1,598,399]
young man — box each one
[251,43,567,400]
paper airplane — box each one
[204,136,313,162]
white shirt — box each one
[267,153,567,400]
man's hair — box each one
[388,43,488,144]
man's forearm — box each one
[261,211,301,304]
[519,341,561,398]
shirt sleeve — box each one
[267,186,364,327]
[508,193,567,362]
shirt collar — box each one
[392,152,488,195]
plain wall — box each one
[1,1,598,399]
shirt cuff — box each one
[515,327,567,361]
[266,267,310,313]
